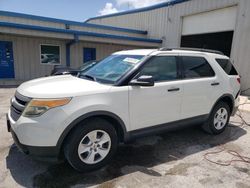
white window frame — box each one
[40,44,61,65]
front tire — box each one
[64,118,118,172]
[202,102,231,134]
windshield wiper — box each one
[79,74,97,82]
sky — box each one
[0,0,167,22]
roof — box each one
[113,48,228,58]
[159,48,224,55]
[0,10,147,35]
[114,49,157,56]
[85,0,190,22]
[0,11,162,45]
[160,49,228,58]
[0,22,162,44]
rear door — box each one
[180,55,222,119]
[129,55,183,130]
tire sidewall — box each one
[208,102,231,134]
[64,118,118,172]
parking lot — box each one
[0,87,250,188]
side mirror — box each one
[129,75,154,87]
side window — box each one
[181,56,215,78]
[215,58,238,75]
[138,56,178,82]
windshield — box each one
[78,55,144,84]
[78,60,99,73]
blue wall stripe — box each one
[86,0,190,22]
[0,22,162,44]
[0,11,147,35]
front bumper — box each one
[6,113,62,161]
[7,105,69,146]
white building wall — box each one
[70,42,136,68]
[0,34,140,84]
[0,34,67,82]
[88,0,250,95]
[0,15,146,38]
[88,7,169,40]
[0,11,161,85]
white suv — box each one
[7,48,241,171]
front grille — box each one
[10,92,31,121]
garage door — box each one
[181,31,234,56]
[182,6,237,36]
[181,6,237,56]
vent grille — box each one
[10,92,31,121]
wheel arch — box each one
[56,111,128,158]
[211,94,234,114]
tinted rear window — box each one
[216,59,238,75]
[181,56,215,78]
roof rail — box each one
[159,47,224,55]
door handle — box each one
[168,88,180,92]
[211,82,220,86]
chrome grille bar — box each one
[10,92,31,121]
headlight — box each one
[22,98,71,117]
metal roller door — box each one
[181,6,237,56]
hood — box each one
[17,75,112,98]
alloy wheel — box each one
[77,130,111,164]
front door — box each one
[0,41,14,78]
[129,55,183,130]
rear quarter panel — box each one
[208,55,240,98]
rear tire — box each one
[202,102,231,134]
[64,118,118,172]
